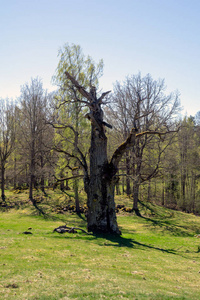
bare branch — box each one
[65,71,90,101]
[97,91,111,104]
[135,127,180,140]
[53,147,84,168]
[47,121,77,133]
[140,130,179,182]
[110,126,180,169]
[54,174,84,182]
[110,128,136,168]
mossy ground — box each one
[0,189,200,299]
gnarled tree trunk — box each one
[64,71,174,234]
[87,121,120,234]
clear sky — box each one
[1,0,200,116]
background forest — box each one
[1,44,200,217]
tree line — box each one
[1,44,200,233]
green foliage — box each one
[53,43,103,90]
[52,44,104,185]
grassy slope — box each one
[0,195,200,299]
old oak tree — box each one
[53,44,179,235]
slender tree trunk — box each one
[133,179,141,216]
[191,172,196,214]
[122,175,125,195]
[126,151,131,195]
[72,164,80,213]
[1,164,6,202]
[25,164,28,188]
[41,175,45,193]
[72,167,80,213]
[181,173,186,211]
[132,155,142,215]
[115,171,120,195]
[147,180,151,202]
[74,178,80,213]
[154,181,157,198]
[40,155,45,194]
[14,157,17,189]
[65,179,70,190]
[162,179,165,206]
[29,147,45,215]
[60,171,64,191]
[29,169,34,201]
[29,144,35,202]
[86,124,120,234]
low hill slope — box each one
[0,201,200,299]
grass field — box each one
[0,190,200,299]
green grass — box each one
[1,192,200,299]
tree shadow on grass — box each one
[29,209,87,224]
[51,231,177,254]
[141,216,195,237]
[90,232,177,254]
[138,201,200,236]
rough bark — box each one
[63,72,121,234]
[86,107,120,234]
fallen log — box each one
[53,225,91,235]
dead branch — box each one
[53,146,85,169]
[47,121,77,134]
[135,129,180,139]
[110,127,136,168]
[53,225,92,235]
[110,126,180,169]
[54,174,84,182]
[97,91,111,104]
[65,71,90,100]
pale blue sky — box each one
[1,0,200,116]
